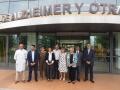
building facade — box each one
[0,0,120,73]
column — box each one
[27,33,36,51]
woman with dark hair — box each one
[45,47,55,80]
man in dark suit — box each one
[27,45,39,82]
[75,46,82,82]
[83,44,95,83]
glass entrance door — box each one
[37,32,111,73]
[57,36,89,51]
[56,32,90,51]
[57,33,110,73]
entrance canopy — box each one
[0,14,120,33]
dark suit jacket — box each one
[27,50,39,66]
[83,49,95,65]
[45,52,55,63]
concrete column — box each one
[27,33,36,51]
[6,35,9,65]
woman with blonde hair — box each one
[58,47,67,81]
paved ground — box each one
[0,70,120,90]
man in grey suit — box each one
[75,46,82,82]
[83,44,95,83]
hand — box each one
[48,62,52,65]
[26,62,28,66]
[86,61,91,64]
[69,64,72,67]
[30,63,33,66]
[33,63,35,65]
[31,63,35,66]
[47,62,50,65]
[72,63,76,66]
[50,62,53,65]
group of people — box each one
[14,43,95,84]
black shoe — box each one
[77,79,80,82]
[68,81,71,83]
[72,81,75,84]
[22,80,26,83]
[90,80,95,83]
[35,80,38,82]
[27,80,31,82]
[84,79,88,81]
[15,81,19,84]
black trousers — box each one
[54,60,59,79]
[85,64,93,81]
[46,64,54,79]
[76,66,81,80]
[28,65,38,81]
[68,67,76,82]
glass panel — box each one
[90,33,110,72]
[19,33,28,49]
[38,33,56,48]
[8,35,18,64]
[57,36,89,51]
[0,36,6,64]
[8,33,27,65]
[113,32,120,73]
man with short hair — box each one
[83,44,95,83]
[27,45,39,82]
[14,43,27,84]
[53,44,61,79]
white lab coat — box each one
[14,49,27,72]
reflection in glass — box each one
[113,32,120,73]
[0,36,6,63]
[8,35,18,63]
[90,33,110,72]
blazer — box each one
[66,53,77,67]
[45,52,55,63]
[27,50,39,66]
[83,49,95,65]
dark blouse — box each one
[70,54,73,64]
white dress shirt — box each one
[32,51,35,62]
[48,52,52,62]
[76,50,79,54]
[53,49,60,60]
[88,49,90,54]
